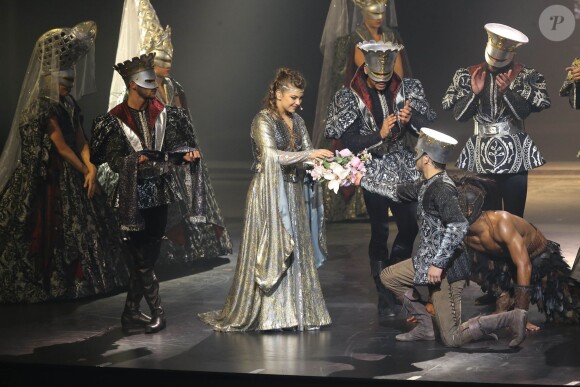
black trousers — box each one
[482,172,528,217]
[362,188,418,277]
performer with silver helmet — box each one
[101,0,232,265]
[361,128,527,348]
[442,23,551,218]
[0,21,130,303]
[325,40,436,317]
[314,0,412,222]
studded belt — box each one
[474,120,523,137]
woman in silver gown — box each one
[198,68,333,331]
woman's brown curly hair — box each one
[262,67,306,115]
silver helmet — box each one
[484,23,528,68]
[415,128,458,165]
[353,0,388,20]
[357,40,403,82]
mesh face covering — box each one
[0,20,96,193]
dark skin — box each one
[405,210,540,330]
[465,210,539,331]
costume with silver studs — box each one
[0,21,130,303]
[325,40,435,317]
[99,0,232,264]
[314,0,411,223]
[442,23,550,218]
[379,129,528,348]
[91,53,206,334]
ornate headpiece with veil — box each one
[312,0,410,148]
[108,0,173,110]
[0,21,96,193]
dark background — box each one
[1,0,578,173]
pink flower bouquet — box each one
[305,148,372,194]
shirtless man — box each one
[458,180,571,331]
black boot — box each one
[139,240,166,334]
[121,253,150,332]
[375,275,397,317]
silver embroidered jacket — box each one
[362,171,469,284]
[442,63,550,174]
[325,67,436,194]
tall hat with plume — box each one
[357,40,403,82]
[415,127,458,164]
[352,0,388,20]
[484,23,528,68]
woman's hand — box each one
[354,171,363,186]
[309,149,334,160]
[83,163,97,199]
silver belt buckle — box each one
[484,125,498,135]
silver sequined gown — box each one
[199,110,331,331]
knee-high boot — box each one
[371,260,397,317]
[139,239,166,334]
[395,289,435,341]
[121,244,151,332]
[464,309,528,348]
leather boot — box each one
[396,289,435,341]
[121,248,151,332]
[466,309,528,347]
[374,275,397,317]
[139,239,166,334]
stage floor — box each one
[1,164,580,386]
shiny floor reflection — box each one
[1,165,580,386]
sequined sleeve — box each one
[441,68,479,122]
[324,87,360,140]
[428,183,469,269]
[505,67,551,118]
[90,113,130,172]
[402,78,437,135]
[251,113,314,166]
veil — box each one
[0,21,97,193]
[312,0,411,148]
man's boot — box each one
[371,259,397,317]
[466,309,528,347]
[121,274,151,332]
[395,289,435,341]
[375,275,397,317]
[121,244,151,332]
[139,239,166,334]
